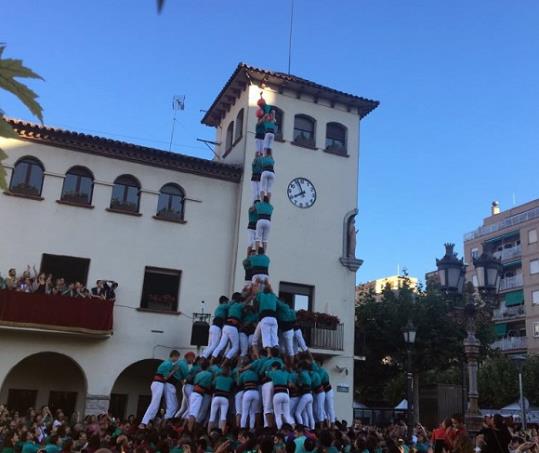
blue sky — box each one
[2,1,538,283]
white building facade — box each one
[0,64,378,422]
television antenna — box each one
[168,95,185,151]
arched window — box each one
[156,183,185,221]
[235,109,244,142]
[61,166,94,205]
[325,122,347,154]
[274,108,284,141]
[110,174,140,213]
[225,121,234,152]
[293,114,316,148]
[9,156,45,197]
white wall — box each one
[0,138,239,400]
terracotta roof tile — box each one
[6,118,242,182]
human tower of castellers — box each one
[139,94,336,434]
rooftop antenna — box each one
[287,0,294,74]
[168,95,185,151]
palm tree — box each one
[0,44,44,189]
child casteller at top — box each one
[256,94,276,154]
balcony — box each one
[493,245,522,261]
[492,305,526,321]
[300,322,344,352]
[500,275,523,291]
[0,289,113,337]
[492,336,527,352]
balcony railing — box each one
[300,322,344,351]
[0,289,113,337]
[493,245,522,261]
[500,275,523,290]
[492,305,526,321]
[492,336,527,351]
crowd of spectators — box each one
[1,403,537,453]
[0,267,117,302]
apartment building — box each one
[464,200,539,356]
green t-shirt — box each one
[227,301,244,321]
[214,303,229,320]
[43,444,61,453]
[298,370,312,388]
[257,292,277,314]
[267,369,289,386]
[250,254,270,270]
[276,300,295,323]
[263,105,276,132]
[252,155,263,174]
[172,358,190,381]
[248,207,258,225]
[243,310,258,326]
[255,201,273,217]
[239,369,259,386]
[21,442,38,453]
[194,370,213,389]
[156,359,174,376]
[260,155,275,171]
[261,357,284,376]
[310,370,322,389]
[213,374,235,392]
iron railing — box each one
[300,322,344,351]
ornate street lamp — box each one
[436,243,466,295]
[436,243,502,436]
[402,320,416,443]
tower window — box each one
[325,122,347,155]
[293,114,316,148]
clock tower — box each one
[202,63,378,421]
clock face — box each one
[287,177,316,208]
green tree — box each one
[355,276,493,406]
[478,354,518,408]
[0,44,44,189]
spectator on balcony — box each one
[91,280,106,299]
[104,280,118,302]
[5,268,17,290]
[55,278,66,295]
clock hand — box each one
[292,191,306,199]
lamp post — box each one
[511,354,527,430]
[402,319,416,443]
[436,243,502,436]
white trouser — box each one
[264,132,274,150]
[141,381,164,425]
[202,325,222,358]
[164,383,178,420]
[296,393,314,429]
[280,329,294,356]
[251,180,260,203]
[188,391,203,418]
[252,322,262,348]
[239,332,250,357]
[290,396,299,422]
[313,391,326,423]
[235,390,244,415]
[197,394,211,424]
[261,381,274,415]
[273,391,295,429]
[260,171,275,196]
[260,316,279,348]
[251,274,269,288]
[247,229,256,248]
[212,325,239,359]
[209,396,229,423]
[256,218,271,244]
[325,389,335,423]
[175,383,193,419]
[256,138,264,153]
[241,389,259,429]
[293,328,308,354]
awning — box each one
[495,323,508,337]
[484,231,520,244]
[503,260,521,268]
[505,290,524,307]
